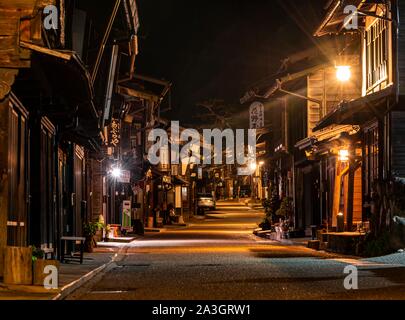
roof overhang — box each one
[296,125,360,150]
[264,63,332,99]
[22,43,102,150]
[313,85,395,131]
[118,85,160,103]
[118,74,172,104]
[314,0,380,37]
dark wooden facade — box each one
[0,0,140,275]
[312,0,405,233]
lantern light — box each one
[111,167,122,178]
[336,66,351,82]
[249,162,257,172]
[339,149,349,162]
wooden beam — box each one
[118,85,159,103]
[92,0,121,83]
[20,41,72,60]
[0,0,38,11]
[347,155,355,231]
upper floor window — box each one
[365,18,388,93]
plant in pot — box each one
[276,197,293,221]
[259,192,281,230]
[83,222,102,253]
[32,246,45,263]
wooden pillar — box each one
[0,68,17,277]
[347,164,355,232]
[0,96,9,278]
[347,144,357,232]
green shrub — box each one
[32,246,45,262]
[83,221,103,238]
[276,197,293,218]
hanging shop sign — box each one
[109,118,121,147]
[250,102,265,129]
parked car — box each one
[197,193,216,214]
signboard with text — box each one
[250,102,265,129]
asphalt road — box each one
[68,200,405,300]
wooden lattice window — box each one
[365,18,388,92]
[364,125,379,197]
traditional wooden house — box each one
[311,0,405,236]
[116,74,172,228]
[241,41,361,232]
[0,0,139,274]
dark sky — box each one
[136,0,327,124]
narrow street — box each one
[68,201,405,300]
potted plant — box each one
[32,246,45,263]
[259,192,281,231]
[276,197,293,220]
[83,222,102,253]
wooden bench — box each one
[60,237,86,264]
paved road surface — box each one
[68,200,405,300]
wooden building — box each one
[0,0,139,274]
[312,0,405,234]
[241,42,361,231]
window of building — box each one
[364,125,379,197]
[365,18,389,92]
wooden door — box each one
[38,117,56,248]
[7,96,29,247]
[74,145,85,237]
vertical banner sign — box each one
[250,102,265,129]
[110,119,121,147]
[122,200,132,229]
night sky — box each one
[136,0,327,125]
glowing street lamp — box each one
[249,162,257,172]
[111,167,122,179]
[338,149,349,162]
[336,66,351,82]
